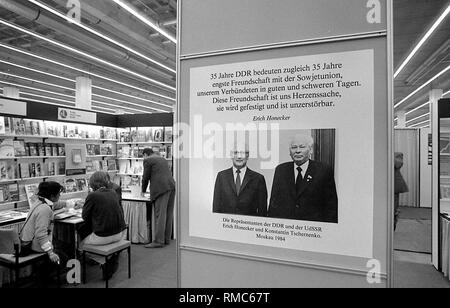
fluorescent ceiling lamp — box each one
[410,120,429,128]
[0,72,73,91]
[406,112,430,125]
[0,81,147,114]
[27,0,175,74]
[0,43,174,103]
[0,19,176,92]
[112,0,176,44]
[93,93,163,113]
[0,59,172,109]
[406,101,430,116]
[394,64,450,109]
[394,4,450,78]
[91,99,149,114]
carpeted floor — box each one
[64,241,177,288]
[394,206,432,254]
[394,259,450,288]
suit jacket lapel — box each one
[240,168,253,193]
[288,162,296,198]
[296,161,314,198]
[226,168,237,195]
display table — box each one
[122,193,152,244]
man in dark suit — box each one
[268,134,338,223]
[141,148,175,248]
[213,145,268,216]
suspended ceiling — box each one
[0,0,449,119]
[0,0,177,115]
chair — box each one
[82,239,131,288]
[0,229,56,288]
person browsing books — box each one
[141,148,175,248]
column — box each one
[75,76,92,110]
[431,88,443,269]
[396,110,406,128]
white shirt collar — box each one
[44,198,54,206]
[233,166,247,181]
[294,160,309,178]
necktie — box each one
[296,166,303,193]
[236,169,241,196]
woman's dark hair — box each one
[142,148,154,156]
[37,181,64,200]
[89,171,109,191]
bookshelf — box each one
[0,116,119,212]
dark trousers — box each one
[153,189,176,244]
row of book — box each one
[119,127,172,143]
[0,139,65,158]
[117,145,172,159]
[0,116,118,140]
[0,161,66,180]
[86,160,117,173]
[86,144,115,156]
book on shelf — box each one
[45,144,53,157]
[57,144,65,156]
[153,128,164,142]
[52,144,59,157]
[0,183,19,203]
[118,160,130,174]
[77,178,88,192]
[164,127,173,142]
[99,161,108,172]
[130,160,143,174]
[30,121,41,136]
[25,183,40,209]
[86,161,95,173]
[0,117,5,135]
[0,161,18,180]
[118,146,131,158]
[13,140,27,157]
[37,143,45,157]
[27,143,38,157]
[47,161,56,176]
[64,178,78,193]
[107,159,117,171]
[86,144,96,156]
[119,131,131,143]
[19,162,30,178]
[12,118,26,135]
[0,139,14,158]
[58,161,66,175]
[100,144,113,156]
[166,145,172,159]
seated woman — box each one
[79,171,126,278]
[20,181,63,264]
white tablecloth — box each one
[122,200,150,244]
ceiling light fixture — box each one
[93,93,163,113]
[27,0,175,74]
[406,101,430,116]
[111,0,176,44]
[394,3,450,78]
[0,43,175,103]
[406,112,430,125]
[410,120,429,128]
[0,18,176,92]
[394,64,450,109]
[0,59,172,109]
[0,81,148,114]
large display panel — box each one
[178,36,390,284]
[188,49,374,258]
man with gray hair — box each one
[213,143,268,216]
[268,134,338,223]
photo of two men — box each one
[212,129,338,224]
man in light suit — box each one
[142,148,175,248]
[268,134,338,223]
[213,145,268,217]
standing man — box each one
[142,148,175,248]
[268,134,338,223]
[213,144,267,216]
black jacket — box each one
[213,167,267,216]
[268,160,338,223]
[79,188,126,240]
